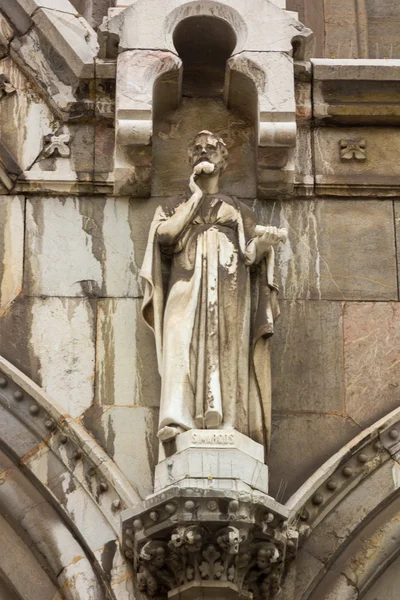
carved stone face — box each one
[188,130,228,175]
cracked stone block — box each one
[0,196,24,312]
[82,405,158,498]
[24,196,142,298]
[0,514,59,600]
[0,56,58,171]
[323,0,363,58]
[32,9,98,79]
[269,413,360,502]
[271,300,344,413]
[366,0,400,59]
[314,128,400,192]
[0,297,95,418]
[256,198,397,301]
[304,459,399,564]
[96,298,160,407]
[364,552,400,599]
[344,302,400,429]
[0,12,14,58]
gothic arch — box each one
[283,407,400,599]
[0,355,141,600]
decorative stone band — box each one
[122,485,297,600]
[0,355,141,534]
[286,406,400,536]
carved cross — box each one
[340,138,367,161]
[43,126,71,158]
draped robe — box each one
[141,194,279,452]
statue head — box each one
[188,130,228,176]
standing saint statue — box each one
[141,131,287,452]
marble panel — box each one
[95,298,160,407]
[25,197,142,298]
[366,0,400,59]
[323,0,361,59]
[0,297,95,418]
[268,413,360,502]
[344,302,400,428]
[256,198,397,301]
[314,128,400,192]
[271,301,344,413]
[0,196,24,313]
[0,56,59,170]
[82,405,158,498]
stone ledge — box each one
[312,59,400,125]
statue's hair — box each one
[188,130,229,172]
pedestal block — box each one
[122,431,297,600]
[155,430,269,495]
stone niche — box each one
[103,0,313,198]
[104,2,313,598]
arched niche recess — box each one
[152,13,258,199]
[111,0,312,198]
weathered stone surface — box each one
[29,298,95,417]
[344,302,400,428]
[294,126,313,194]
[25,197,142,298]
[0,196,24,313]
[82,405,158,498]
[0,12,14,58]
[94,122,114,177]
[315,127,400,193]
[96,298,160,407]
[0,297,95,417]
[364,552,400,599]
[395,201,400,295]
[323,0,366,58]
[271,301,344,413]
[313,62,400,126]
[287,0,325,57]
[69,123,95,174]
[366,0,400,59]
[268,413,360,501]
[153,97,256,198]
[107,0,310,54]
[304,458,400,563]
[32,8,98,79]
[256,199,397,301]
[0,514,59,600]
[10,29,77,114]
[0,56,58,171]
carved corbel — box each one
[115,50,182,196]
[225,52,297,198]
[122,486,297,600]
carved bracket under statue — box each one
[122,431,298,600]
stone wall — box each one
[288,0,400,58]
[1,185,399,504]
[1,1,400,597]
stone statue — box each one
[141,131,287,450]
